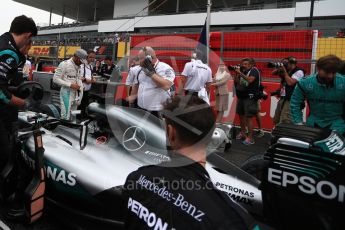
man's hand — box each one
[70,83,80,90]
[141,57,155,77]
[127,95,137,104]
[234,66,242,74]
[280,65,288,75]
[142,68,155,77]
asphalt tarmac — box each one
[0,131,271,230]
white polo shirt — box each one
[80,63,93,91]
[126,65,141,86]
[181,59,212,92]
[134,60,175,111]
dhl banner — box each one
[28,46,81,59]
[117,42,130,58]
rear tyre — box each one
[241,154,268,181]
[39,104,61,119]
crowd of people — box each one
[32,32,130,46]
[1,15,345,230]
[49,41,343,145]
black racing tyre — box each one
[241,154,268,181]
[39,104,61,119]
[224,142,232,152]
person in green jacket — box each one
[290,55,345,135]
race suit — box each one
[53,58,83,120]
[0,32,26,170]
[290,73,345,134]
[123,154,260,230]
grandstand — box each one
[13,0,345,66]
[13,0,345,35]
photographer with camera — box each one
[291,55,345,135]
[269,57,305,125]
[128,46,175,117]
[233,58,262,145]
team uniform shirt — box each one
[181,60,212,104]
[0,32,26,123]
[80,63,93,91]
[290,73,345,134]
[123,154,256,230]
[126,65,141,86]
[53,58,83,120]
[280,70,304,97]
[134,60,175,111]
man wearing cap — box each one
[53,49,87,120]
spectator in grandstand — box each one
[53,49,87,121]
[273,57,305,125]
[291,55,345,135]
[211,63,231,123]
[100,56,117,80]
[123,95,260,230]
[128,46,175,117]
[93,59,102,75]
[78,50,96,119]
[177,50,212,104]
[234,58,261,145]
[126,56,140,104]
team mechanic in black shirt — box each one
[123,95,261,230]
[0,15,37,171]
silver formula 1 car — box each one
[0,81,263,229]
[2,81,345,230]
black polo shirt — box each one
[0,32,26,123]
[123,154,258,230]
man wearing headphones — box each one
[129,47,175,117]
[274,57,305,124]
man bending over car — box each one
[291,55,345,135]
[123,95,261,230]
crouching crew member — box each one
[291,55,345,135]
[123,95,261,230]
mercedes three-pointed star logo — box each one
[122,126,146,151]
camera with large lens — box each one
[267,62,287,69]
[228,64,242,71]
